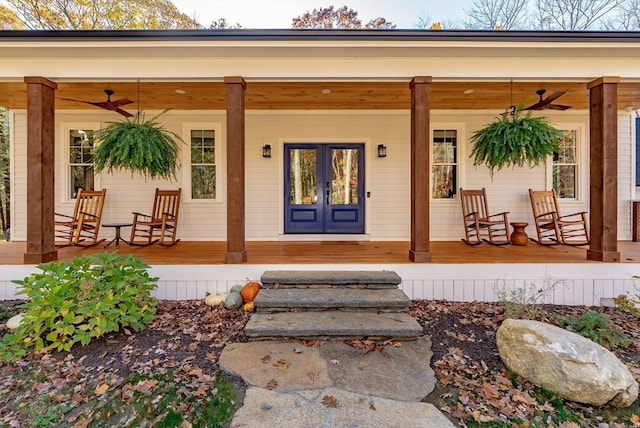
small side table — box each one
[103,223,133,248]
[510,222,529,246]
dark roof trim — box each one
[0,29,639,43]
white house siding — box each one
[10,108,633,243]
[3,263,639,307]
[618,114,634,240]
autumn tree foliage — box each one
[292,5,395,29]
[0,0,201,30]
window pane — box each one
[432,165,456,199]
[432,130,457,199]
[69,129,94,199]
[553,165,576,198]
[190,129,216,199]
[70,165,94,198]
[331,148,359,204]
[289,149,317,205]
[556,131,576,163]
[191,165,216,199]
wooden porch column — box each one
[224,76,247,263]
[24,77,58,264]
[587,76,620,262]
[409,77,432,262]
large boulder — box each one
[497,318,638,408]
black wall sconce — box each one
[262,144,272,158]
[377,144,387,158]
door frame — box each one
[277,139,373,240]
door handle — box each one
[326,181,330,205]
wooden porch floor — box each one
[2,240,640,265]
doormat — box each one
[320,241,359,245]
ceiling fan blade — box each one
[113,107,134,117]
[109,98,134,107]
[60,97,103,107]
[548,104,571,110]
[541,91,566,104]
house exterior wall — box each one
[9,109,634,242]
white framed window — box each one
[182,123,222,202]
[549,127,583,200]
[62,123,100,200]
[432,128,461,199]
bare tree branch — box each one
[532,0,626,30]
[466,0,529,29]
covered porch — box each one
[1,30,639,269]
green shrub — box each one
[556,310,632,350]
[0,252,158,362]
[0,303,15,322]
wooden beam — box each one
[587,76,620,262]
[409,77,432,262]
[23,76,58,264]
[224,76,247,263]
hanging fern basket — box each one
[92,109,183,181]
[469,106,562,177]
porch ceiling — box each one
[1,80,639,111]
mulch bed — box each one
[1,299,639,426]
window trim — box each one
[60,122,101,202]
[546,123,585,203]
[430,123,465,201]
[181,122,223,203]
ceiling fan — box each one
[61,89,134,117]
[524,89,571,110]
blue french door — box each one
[284,144,364,234]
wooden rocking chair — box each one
[528,189,589,246]
[55,188,107,247]
[460,188,510,245]
[130,188,181,247]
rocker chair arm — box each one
[54,212,74,220]
[77,211,99,221]
[558,211,588,222]
[534,210,558,220]
[132,211,153,221]
[486,211,509,219]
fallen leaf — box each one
[261,354,271,364]
[369,404,376,410]
[322,395,338,408]
[302,340,324,348]
[481,382,500,399]
[94,383,109,395]
[273,359,291,371]
[265,379,278,390]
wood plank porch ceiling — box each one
[1,80,639,111]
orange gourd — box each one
[240,280,261,302]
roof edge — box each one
[0,29,639,43]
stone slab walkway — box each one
[220,339,455,427]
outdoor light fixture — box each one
[262,144,272,158]
[377,144,387,158]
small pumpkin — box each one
[224,292,243,310]
[240,280,262,303]
[204,293,227,307]
[6,313,24,330]
[243,301,255,312]
[230,284,244,294]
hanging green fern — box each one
[92,109,183,181]
[469,106,562,177]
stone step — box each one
[254,288,411,313]
[260,270,401,289]
[244,311,423,340]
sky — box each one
[170,0,472,29]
